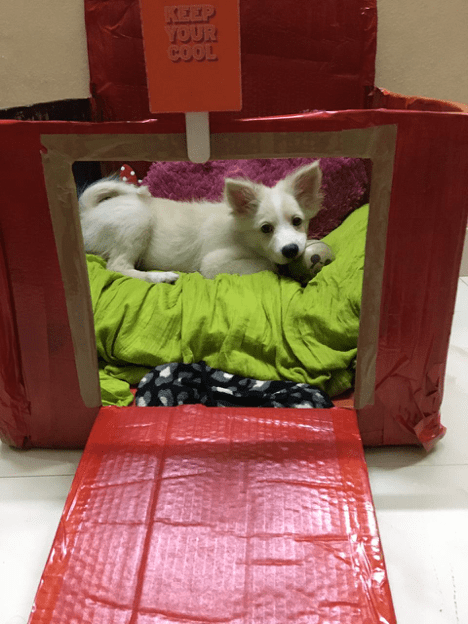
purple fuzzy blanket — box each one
[143,158,370,239]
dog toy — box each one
[283,240,335,285]
[119,164,139,184]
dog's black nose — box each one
[282,244,299,259]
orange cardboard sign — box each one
[140,1,242,113]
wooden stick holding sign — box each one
[140,1,242,163]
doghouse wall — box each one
[84,0,377,122]
[1,107,468,450]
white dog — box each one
[79,162,323,282]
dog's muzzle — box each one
[281,243,300,260]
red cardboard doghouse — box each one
[1,1,468,622]
[2,0,467,451]
[1,106,467,450]
[1,104,467,624]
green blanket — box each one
[87,204,369,406]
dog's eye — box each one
[261,223,274,234]
[292,217,303,227]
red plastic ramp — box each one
[29,405,396,624]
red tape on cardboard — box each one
[29,405,396,623]
[0,237,30,447]
[84,0,376,120]
[2,108,468,450]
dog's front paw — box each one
[145,271,179,284]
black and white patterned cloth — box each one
[136,362,333,409]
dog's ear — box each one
[224,179,259,217]
[285,162,323,218]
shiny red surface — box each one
[0,122,100,448]
[0,235,30,447]
[369,87,468,113]
[1,107,468,449]
[29,405,396,624]
[84,0,377,121]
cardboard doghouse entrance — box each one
[43,126,389,415]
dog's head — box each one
[224,162,323,265]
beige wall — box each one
[0,0,90,110]
[375,0,468,104]
[0,0,467,110]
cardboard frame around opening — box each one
[41,126,396,414]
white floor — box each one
[1,281,468,624]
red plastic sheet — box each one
[84,0,377,121]
[29,405,397,624]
